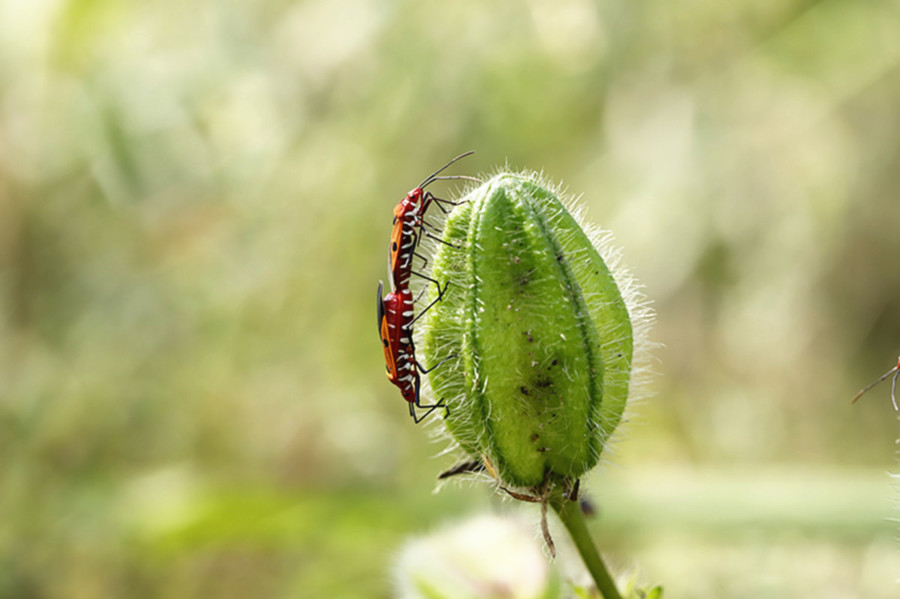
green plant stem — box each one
[550,494,622,599]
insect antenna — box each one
[851,357,900,411]
[417,151,477,189]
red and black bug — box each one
[377,152,478,423]
[851,356,900,411]
[377,281,450,423]
[389,151,479,290]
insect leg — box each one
[407,280,450,326]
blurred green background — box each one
[2,0,899,597]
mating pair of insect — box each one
[376,152,479,423]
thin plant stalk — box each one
[550,493,622,599]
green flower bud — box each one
[423,172,648,489]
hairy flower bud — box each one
[423,173,646,488]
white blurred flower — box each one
[394,514,561,599]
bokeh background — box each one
[2,0,899,597]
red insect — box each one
[377,281,448,423]
[851,356,900,411]
[389,151,479,290]
[377,152,478,422]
